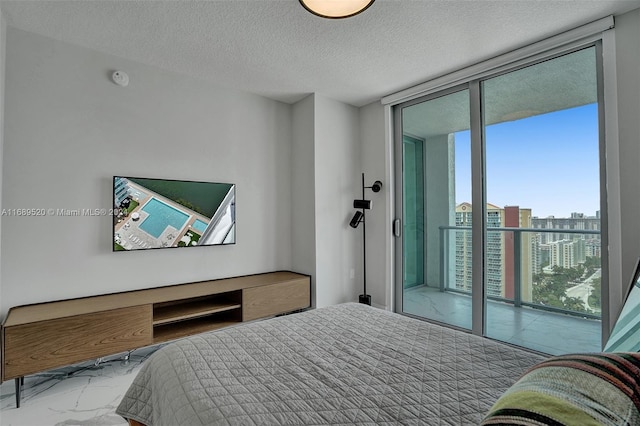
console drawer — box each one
[242,278,310,321]
[3,305,152,380]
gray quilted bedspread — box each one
[116,303,545,425]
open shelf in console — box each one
[153,312,241,343]
[152,291,242,343]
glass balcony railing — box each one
[439,226,602,320]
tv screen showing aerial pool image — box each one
[113,176,235,251]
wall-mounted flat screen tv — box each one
[113,176,235,251]
[604,256,640,352]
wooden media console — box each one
[1,271,311,407]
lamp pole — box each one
[359,173,371,305]
[351,173,381,305]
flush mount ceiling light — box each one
[299,0,375,19]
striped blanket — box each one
[482,352,640,426]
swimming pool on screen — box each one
[139,198,189,238]
[192,219,209,233]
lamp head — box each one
[349,211,364,228]
[353,199,372,209]
[371,180,383,193]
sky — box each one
[454,103,600,218]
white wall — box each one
[291,94,361,308]
[359,101,391,309]
[0,28,293,319]
[314,94,360,308]
[291,94,316,304]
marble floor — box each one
[0,345,162,426]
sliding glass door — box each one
[395,45,604,355]
[397,88,472,330]
[482,46,602,353]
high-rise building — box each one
[585,238,601,258]
[114,177,131,207]
[454,202,474,292]
[504,206,534,303]
[485,205,504,297]
[454,203,534,300]
[548,239,587,268]
[531,215,600,244]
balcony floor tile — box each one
[403,285,601,355]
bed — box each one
[116,303,546,425]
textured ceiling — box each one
[0,0,638,107]
[403,46,598,139]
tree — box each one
[562,296,587,313]
[584,256,600,277]
[589,277,601,310]
[532,265,593,313]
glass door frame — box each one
[393,83,477,330]
[393,40,609,345]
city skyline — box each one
[454,103,600,218]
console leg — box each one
[15,377,22,408]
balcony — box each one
[401,226,602,355]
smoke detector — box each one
[112,71,129,87]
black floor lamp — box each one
[350,173,382,306]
